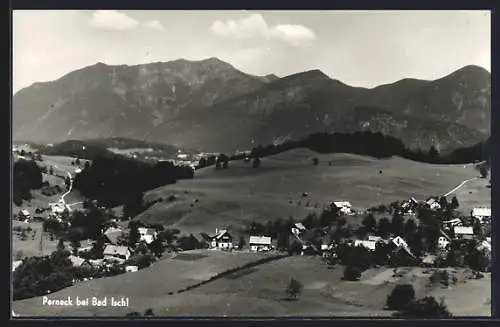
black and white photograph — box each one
[11,10,491,318]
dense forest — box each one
[248,132,489,165]
[13,159,43,206]
[73,153,194,208]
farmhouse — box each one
[249,235,272,252]
[332,201,353,215]
[12,260,22,272]
[425,198,441,210]
[125,265,139,272]
[209,228,234,250]
[291,222,306,235]
[438,236,451,249]
[18,209,31,221]
[453,226,474,240]
[103,227,123,245]
[354,239,377,251]
[138,227,157,244]
[471,207,491,223]
[103,245,132,261]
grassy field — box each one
[12,250,282,317]
[13,254,490,317]
[137,149,488,235]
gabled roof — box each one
[392,236,408,248]
[20,209,30,216]
[209,229,232,240]
[104,245,131,257]
[68,255,86,267]
[104,227,123,244]
[454,226,474,235]
[472,207,491,217]
[249,235,271,245]
[333,201,352,208]
[12,260,22,272]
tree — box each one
[123,192,144,219]
[128,224,141,248]
[403,219,417,240]
[397,296,452,318]
[285,278,303,300]
[312,158,319,166]
[391,214,405,236]
[70,240,81,256]
[75,158,81,166]
[49,166,54,175]
[143,308,154,316]
[343,266,362,281]
[148,238,166,258]
[362,214,377,233]
[57,239,65,252]
[252,157,261,168]
[439,196,448,210]
[65,176,71,190]
[464,247,490,272]
[386,284,415,311]
[238,236,246,249]
[450,196,459,210]
[377,218,391,238]
[479,166,489,179]
[288,240,302,255]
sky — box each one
[12,10,491,93]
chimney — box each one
[215,228,219,234]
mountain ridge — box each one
[13,58,490,155]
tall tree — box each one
[57,239,65,252]
[128,224,141,248]
[70,240,81,256]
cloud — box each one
[89,10,139,31]
[210,13,316,46]
[144,20,164,31]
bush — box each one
[396,296,452,318]
[386,284,416,311]
[285,278,303,300]
[343,266,362,281]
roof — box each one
[138,227,156,236]
[392,236,408,248]
[368,235,382,242]
[103,245,131,257]
[104,227,123,244]
[209,229,232,240]
[20,209,30,216]
[354,240,377,251]
[333,201,352,208]
[454,226,474,235]
[294,223,306,230]
[249,235,272,245]
[12,260,22,272]
[425,198,437,205]
[472,208,491,217]
[68,255,86,267]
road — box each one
[443,177,478,197]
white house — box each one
[453,226,474,240]
[471,207,491,223]
[12,260,22,272]
[125,265,139,272]
[249,235,272,252]
[138,227,157,244]
[354,240,377,251]
[291,222,306,236]
[425,198,441,210]
[18,209,31,221]
[438,236,450,249]
[68,255,86,267]
[103,245,132,261]
[332,201,353,215]
[209,229,234,250]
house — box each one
[453,226,474,240]
[442,218,463,227]
[209,228,234,250]
[425,198,441,210]
[354,240,377,251]
[12,260,22,272]
[392,236,409,248]
[103,227,123,245]
[68,255,86,267]
[471,207,491,223]
[438,236,450,249]
[332,201,353,215]
[291,222,306,235]
[138,227,157,244]
[249,235,272,252]
[103,245,132,261]
[368,235,383,242]
[18,209,30,221]
[125,265,138,272]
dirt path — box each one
[443,177,478,197]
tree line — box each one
[73,153,194,208]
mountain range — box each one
[13,57,491,155]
